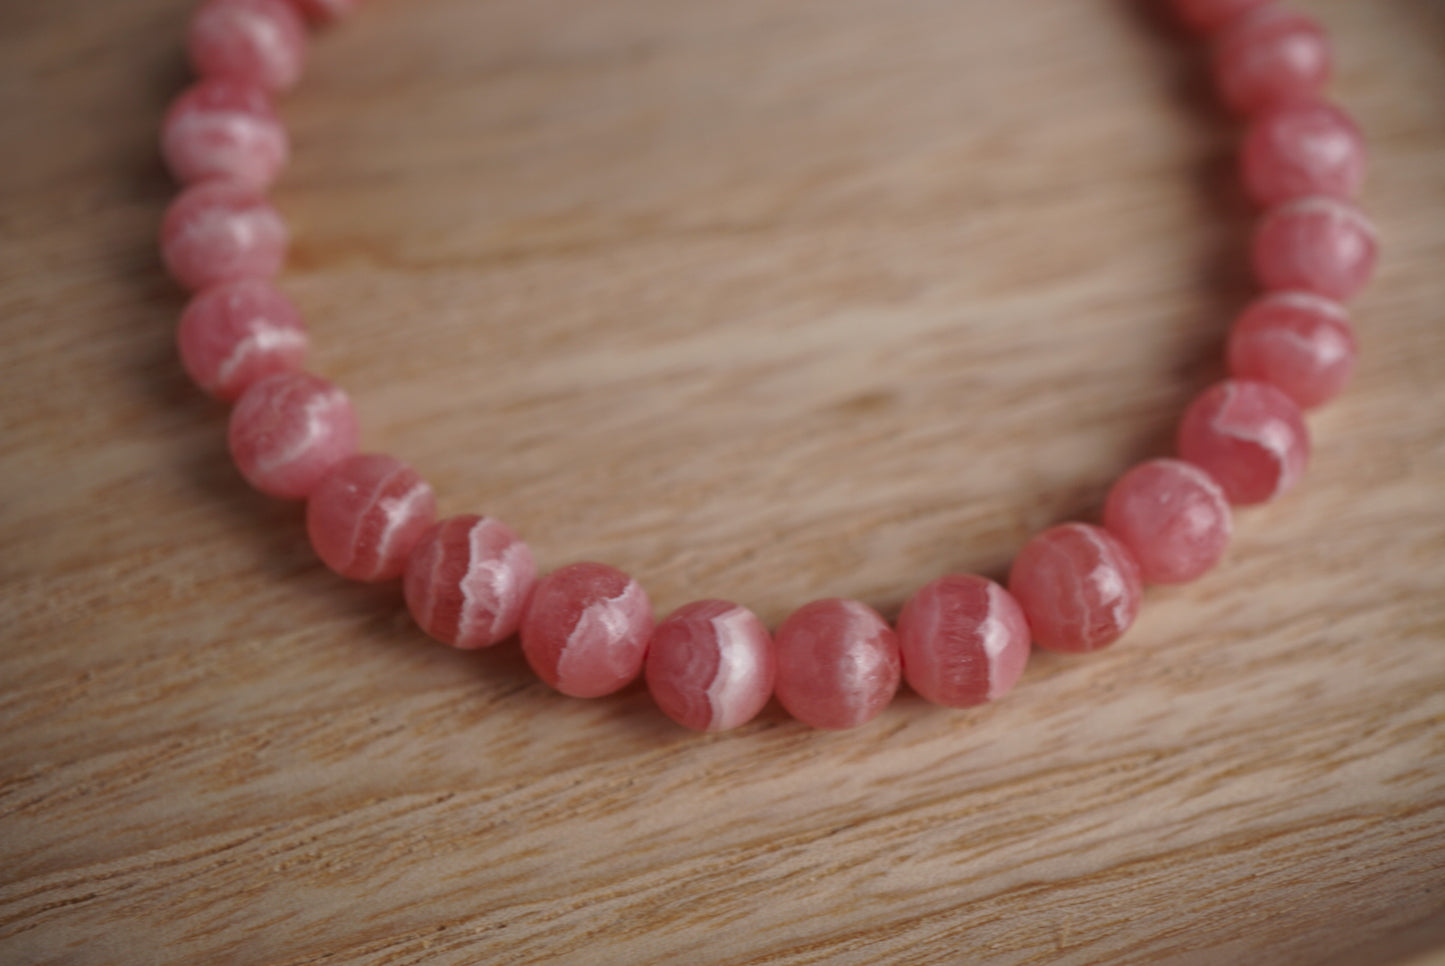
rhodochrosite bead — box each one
[645,600,775,732]
[1227,292,1357,408]
[307,454,436,582]
[1242,101,1366,206]
[1214,7,1332,115]
[291,0,361,22]
[773,599,900,730]
[177,279,307,401]
[162,79,288,190]
[1177,380,1310,505]
[521,563,655,698]
[404,515,537,649]
[189,0,309,93]
[1103,459,1232,585]
[1008,524,1142,654]
[162,182,288,291]
[1254,197,1377,302]
[896,575,1030,709]
[1170,0,1270,34]
[228,371,358,499]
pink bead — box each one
[1253,197,1378,302]
[404,516,537,650]
[1177,380,1310,505]
[307,454,437,582]
[189,0,309,93]
[228,371,359,500]
[773,599,900,730]
[1227,292,1357,408]
[161,79,289,190]
[520,563,655,699]
[896,575,1030,709]
[177,279,307,401]
[1213,7,1332,115]
[1170,0,1271,34]
[290,0,360,22]
[1242,101,1366,207]
[645,600,775,732]
[1008,524,1143,655]
[1103,459,1232,585]
[161,182,288,291]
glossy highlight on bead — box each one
[1009,524,1143,654]
[1227,292,1357,409]
[521,563,655,699]
[1242,100,1366,207]
[405,515,537,650]
[177,279,307,401]
[162,78,289,190]
[897,575,1030,709]
[646,600,775,732]
[1254,197,1378,303]
[162,181,288,291]
[228,370,359,500]
[1104,459,1232,585]
[1178,379,1310,505]
[1213,6,1332,115]
[773,599,900,730]
[308,454,437,582]
[188,0,309,93]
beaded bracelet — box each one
[159,0,1377,731]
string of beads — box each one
[161,0,1377,730]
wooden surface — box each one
[3,1,1445,963]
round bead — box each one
[1253,197,1378,303]
[520,563,655,699]
[896,575,1030,709]
[1103,459,1233,585]
[404,515,537,650]
[228,371,359,500]
[645,600,775,732]
[161,79,289,190]
[177,279,307,401]
[188,0,308,93]
[306,454,436,582]
[161,182,288,291]
[1170,0,1270,34]
[291,0,360,22]
[1242,101,1366,207]
[1213,7,1332,115]
[773,599,900,730]
[1227,292,1357,408]
[1177,380,1310,506]
[1008,524,1143,655]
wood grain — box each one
[3,1,1445,963]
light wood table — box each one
[4,1,1444,963]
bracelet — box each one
[159,0,1377,731]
